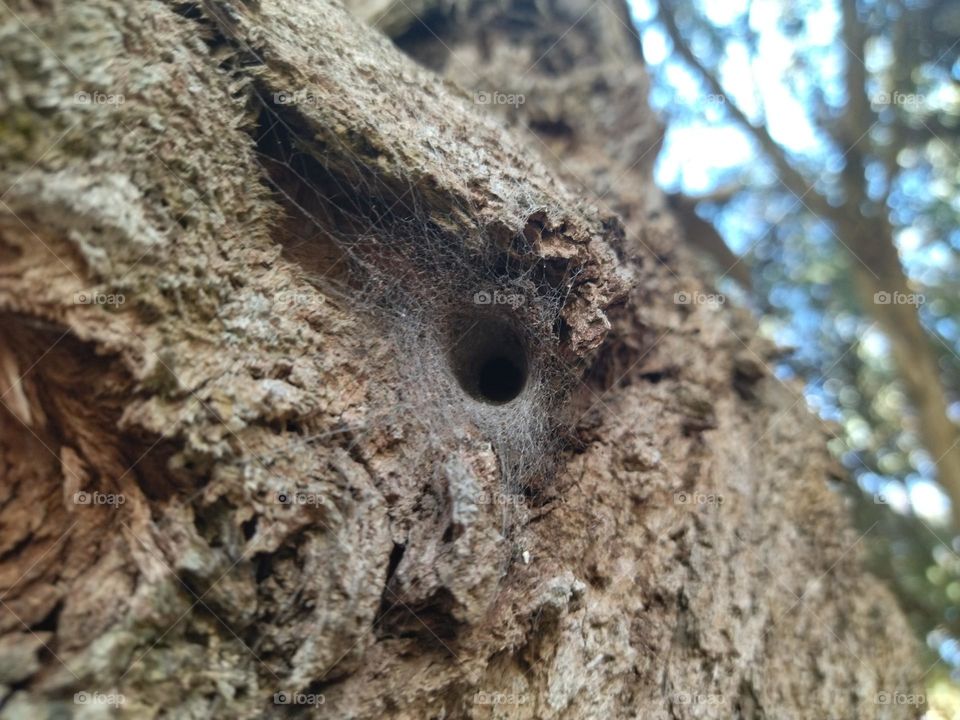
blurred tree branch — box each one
[666,191,752,289]
[656,1,835,219]
[656,0,960,528]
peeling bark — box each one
[0,1,923,719]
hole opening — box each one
[449,315,529,405]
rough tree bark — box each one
[0,1,924,719]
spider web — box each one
[243,76,587,543]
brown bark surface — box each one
[0,1,923,718]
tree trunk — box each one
[0,1,923,718]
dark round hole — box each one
[449,316,529,405]
[478,356,526,402]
